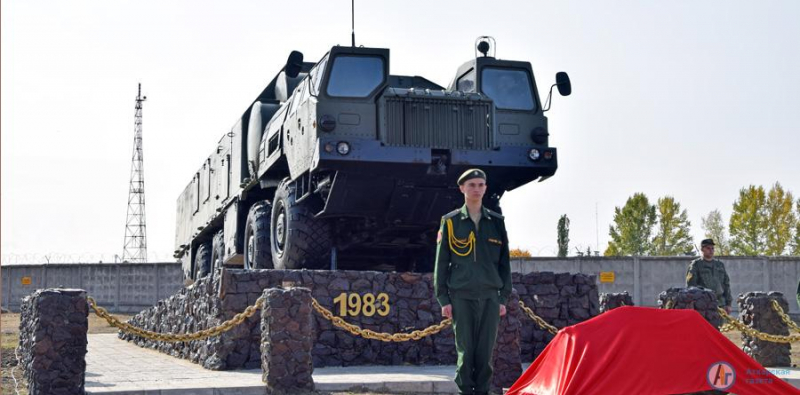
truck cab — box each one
[174,38,570,280]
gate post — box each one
[739,291,791,367]
[19,288,88,395]
[658,287,721,327]
[260,286,314,392]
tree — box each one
[604,242,621,257]
[557,215,570,257]
[651,196,694,255]
[605,193,656,256]
[701,209,730,255]
[764,182,797,256]
[510,248,532,258]
[793,199,800,256]
[729,185,767,255]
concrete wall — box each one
[4,257,799,314]
[2,263,184,313]
[512,256,800,314]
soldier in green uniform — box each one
[434,169,512,395]
[796,278,800,310]
[686,239,733,313]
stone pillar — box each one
[738,292,791,367]
[19,288,88,395]
[600,291,634,313]
[658,287,721,328]
[261,287,314,393]
[492,290,523,392]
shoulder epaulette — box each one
[442,209,460,220]
[486,209,504,220]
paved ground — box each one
[86,334,459,394]
[86,334,800,395]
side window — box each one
[457,68,476,92]
[309,55,329,96]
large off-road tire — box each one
[210,230,225,277]
[244,201,274,270]
[271,179,332,269]
[194,242,212,280]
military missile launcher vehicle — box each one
[174,37,571,280]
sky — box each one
[2,1,799,264]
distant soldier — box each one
[434,168,512,395]
[686,239,732,313]
[796,278,800,310]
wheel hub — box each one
[276,210,286,251]
[246,233,255,269]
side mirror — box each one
[285,51,304,78]
[556,72,571,96]
[543,71,572,112]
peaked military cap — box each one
[457,168,486,185]
[701,238,715,247]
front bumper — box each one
[313,138,557,190]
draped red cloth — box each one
[507,306,799,395]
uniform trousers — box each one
[451,296,500,394]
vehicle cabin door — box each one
[285,79,312,179]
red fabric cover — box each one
[507,306,799,395]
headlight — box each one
[337,142,351,156]
[319,115,336,132]
[528,148,540,161]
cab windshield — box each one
[326,55,385,98]
[481,67,535,111]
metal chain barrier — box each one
[518,300,559,335]
[85,292,800,346]
[310,297,452,342]
[664,299,675,309]
[87,296,265,343]
[771,299,800,333]
[717,307,800,344]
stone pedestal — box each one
[123,269,599,369]
[19,288,88,395]
[658,287,721,328]
[738,291,791,367]
[514,272,599,362]
[600,291,634,313]
[491,290,523,392]
[261,287,314,393]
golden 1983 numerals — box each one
[332,292,390,317]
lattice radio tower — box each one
[122,83,148,263]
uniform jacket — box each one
[434,204,512,306]
[686,258,732,307]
